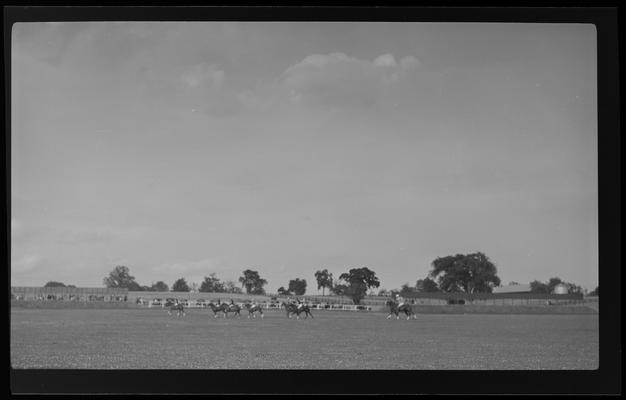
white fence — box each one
[141,299,372,311]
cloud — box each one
[180,63,225,90]
[279,52,420,108]
[12,254,43,272]
[374,53,398,67]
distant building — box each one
[493,283,531,294]
[553,283,568,294]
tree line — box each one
[93,251,594,305]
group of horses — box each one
[166,299,416,320]
[165,300,313,319]
[166,300,264,319]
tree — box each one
[238,269,267,295]
[588,286,599,296]
[150,281,169,292]
[314,269,333,296]
[377,288,391,297]
[277,286,291,296]
[199,273,226,293]
[224,280,243,294]
[531,277,583,295]
[565,282,583,295]
[288,278,307,296]
[44,281,66,288]
[530,280,549,293]
[416,277,439,292]
[399,283,417,297]
[127,281,144,291]
[103,265,140,289]
[172,278,190,292]
[547,277,564,294]
[429,252,501,293]
[251,286,266,295]
[338,267,381,305]
[330,283,348,296]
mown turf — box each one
[10,308,598,369]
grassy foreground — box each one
[11,308,598,369]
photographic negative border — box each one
[5,5,620,395]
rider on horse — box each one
[295,297,306,311]
[396,294,405,309]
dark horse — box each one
[281,302,314,320]
[166,301,185,317]
[386,300,416,320]
[207,301,242,318]
[243,303,264,319]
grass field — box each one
[10,308,598,369]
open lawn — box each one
[10,308,598,369]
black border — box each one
[5,6,621,395]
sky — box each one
[11,22,598,293]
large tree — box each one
[238,269,267,295]
[330,283,348,296]
[314,269,333,296]
[429,252,501,293]
[288,278,307,296]
[338,267,380,305]
[44,281,66,288]
[530,280,549,293]
[150,281,169,292]
[224,280,243,294]
[416,277,439,293]
[277,286,292,296]
[172,278,190,292]
[199,273,226,293]
[103,265,140,289]
[399,283,415,297]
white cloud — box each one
[180,63,225,90]
[374,53,397,68]
[279,52,420,108]
[399,55,420,70]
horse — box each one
[207,302,228,318]
[243,302,264,319]
[207,301,242,318]
[225,303,242,318]
[166,301,185,317]
[281,301,297,318]
[386,299,416,320]
[281,301,314,320]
